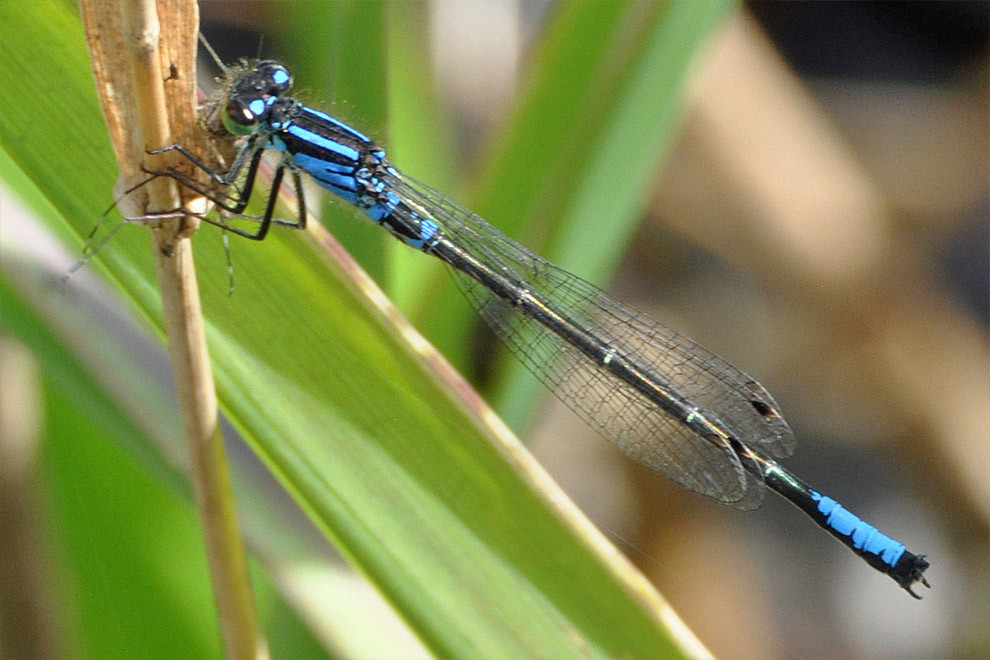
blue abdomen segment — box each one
[762,459,929,597]
[811,491,905,568]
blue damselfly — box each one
[148,56,930,598]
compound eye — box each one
[223,96,267,135]
[257,60,292,94]
[225,98,256,126]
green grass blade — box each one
[407,1,736,434]
[0,272,222,658]
[492,0,736,430]
[1,2,701,658]
[0,271,339,658]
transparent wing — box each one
[389,172,795,510]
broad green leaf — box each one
[1,1,713,657]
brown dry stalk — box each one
[78,1,267,657]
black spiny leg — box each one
[144,141,307,240]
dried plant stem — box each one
[81,1,266,657]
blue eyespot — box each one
[248,98,267,117]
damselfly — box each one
[149,56,930,597]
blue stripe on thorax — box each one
[264,108,439,247]
[300,106,371,143]
[292,152,359,192]
[285,123,360,162]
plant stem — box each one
[79,1,267,657]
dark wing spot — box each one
[750,399,781,419]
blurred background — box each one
[3,1,987,658]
